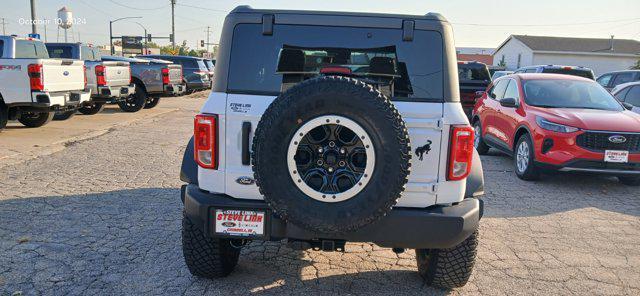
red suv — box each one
[472,73,640,185]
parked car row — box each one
[0,35,213,132]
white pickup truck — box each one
[46,43,135,116]
[0,36,90,130]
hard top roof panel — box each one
[229,5,449,23]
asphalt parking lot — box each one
[1,92,639,295]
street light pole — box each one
[133,22,148,55]
[171,0,176,49]
[108,16,142,56]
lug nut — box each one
[329,141,336,148]
[318,147,323,153]
[339,161,346,167]
[340,148,346,154]
[317,159,324,166]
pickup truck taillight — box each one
[95,65,106,86]
[194,114,218,169]
[447,126,474,181]
[162,67,170,85]
[28,64,44,92]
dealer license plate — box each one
[214,210,265,237]
[604,150,629,163]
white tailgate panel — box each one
[223,94,276,200]
[393,102,443,207]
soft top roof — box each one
[230,5,449,22]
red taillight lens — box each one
[95,65,106,86]
[447,126,474,181]
[194,114,218,169]
[162,67,170,85]
[28,64,44,91]
[128,67,133,84]
[83,65,88,89]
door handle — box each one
[241,122,252,165]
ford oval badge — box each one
[63,71,69,76]
[608,135,627,144]
[236,176,255,185]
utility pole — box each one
[171,0,176,49]
[30,0,38,34]
[205,26,211,52]
[1,18,7,35]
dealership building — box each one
[492,35,640,75]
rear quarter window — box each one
[228,24,444,101]
[15,40,49,59]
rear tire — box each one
[473,121,490,155]
[416,229,479,289]
[618,176,640,186]
[53,110,76,121]
[144,97,160,109]
[78,103,105,115]
[18,112,54,128]
[182,211,240,278]
[0,103,8,131]
[118,84,146,112]
[514,134,540,181]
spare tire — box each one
[252,76,411,234]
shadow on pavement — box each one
[480,152,640,218]
[0,188,450,295]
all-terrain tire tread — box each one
[417,230,479,289]
[182,211,240,278]
[251,75,411,233]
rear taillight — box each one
[162,67,170,85]
[83,65,88,89]
[194,114,218,169]
[95,65,106,86]
[28,64,44,91]
[447,126,474,181]
[129,68,133,84]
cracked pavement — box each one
[1,93,639,295]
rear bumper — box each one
[182,184,482,249]
[186,81,210,90]
[92,84,135,100]
[160,83,186,97]
[25,90,91,109]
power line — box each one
[175,3,227,13]
[108,0,169,11]
[453,17,640,27]
[74,0,116,18]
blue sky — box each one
[2,0,639,50]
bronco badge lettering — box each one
[415,140,432,161]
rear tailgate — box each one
[101,61,131,87]
[41,59,85,92]
[167,64,183,84]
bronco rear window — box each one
[228,24,444,101]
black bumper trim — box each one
[535,159,640,175]
[182,184,481,249]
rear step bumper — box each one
[92,84,136,100]
[182,184,482,249]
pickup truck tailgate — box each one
[167,65,183,84]
[42,59,85,92]
[102,61,131,87]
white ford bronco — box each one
[0,36,90,130]
[180,7,485,289]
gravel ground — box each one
[1,93,639,295]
